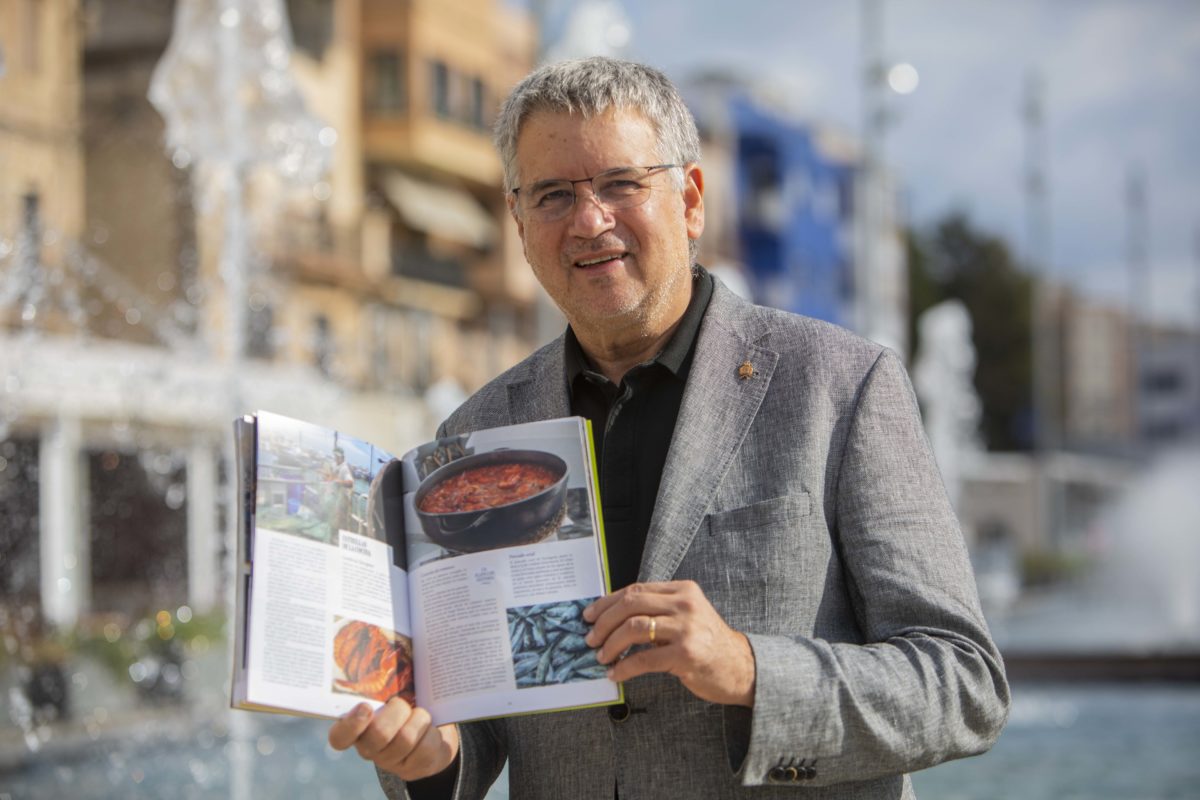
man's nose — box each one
[566,188,616,239]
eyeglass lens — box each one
[519,166,674,221]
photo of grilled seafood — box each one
[331,619,415,704]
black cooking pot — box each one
[414,449,569,553]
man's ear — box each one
[682,163,705,241]
[506,193,525,241]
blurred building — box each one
[958,287,1198,585]
[685,77,907,356]
[1137,323,1200,445]
[1060,289,1138,451]
[1057,287,1198,453]
[0,0,537,626]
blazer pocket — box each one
[706,492,811,535]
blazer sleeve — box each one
[737,348,1010,787]
[376,718,507,800]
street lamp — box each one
[858,0,917,356]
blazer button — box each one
[803,766,817,780]
[767,766,789,783]
[608,702,631,722]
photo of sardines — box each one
[507,597,606,688]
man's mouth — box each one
[573,252,628,269]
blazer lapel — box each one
[640,286,779,583]
[505,336,571,424]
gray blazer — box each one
[381,280,1008,799]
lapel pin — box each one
[738,360,754,381]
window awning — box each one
[380,172,497,250]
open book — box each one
[231,411,621,726]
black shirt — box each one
[565,267,714,591]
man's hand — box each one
[583,580,755,707]
[328,699,459,781]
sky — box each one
[531,0,1200,327]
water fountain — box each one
[1,0,341,791]
[914,299,1200,675]
[994,446,1200,661]
[149,2,333,797]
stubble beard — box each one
[558,253,692,343]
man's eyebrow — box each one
[526,177,567,192]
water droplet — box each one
[163,482,183,507]
[57,577,71,593]
[129,662,148,683]
[189,757,211,786]
[196,727,215,749]
[313,182,332,201]
[265,40,288,68]
[318,126,338,147]
[295,757,316,783]
[157,271,177,291]
[124,308,142,325]
[220,8,240,27]
[172,149,192,169]
[256,735,276,755]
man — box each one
[328,447,355,536]
[330,57,1009,799]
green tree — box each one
[908,213,1034,451]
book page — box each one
[401,418,619,725]
[239,412,412,719]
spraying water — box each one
[994,445,1200,652]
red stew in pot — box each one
[419,463,560,513]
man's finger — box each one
[374,704,433,767]
[605,641,676,683]
[355,697,414,760]
[593,613,667,664]
[328,703,375,751]
[584,581,672,621]
[582,586,627,622]
[586,590,675,648]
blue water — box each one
[3,683,1198,799]
[911,683,1200,800]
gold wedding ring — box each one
[648,616,657,644]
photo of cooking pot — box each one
[414,449,570,553]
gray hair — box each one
[493,57,701,194]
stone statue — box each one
[913,299,983,513]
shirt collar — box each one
[564,265,714,385]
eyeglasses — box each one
[511,164,681,223]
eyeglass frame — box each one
[510,163,683,222]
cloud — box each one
[621,0,1200,324]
